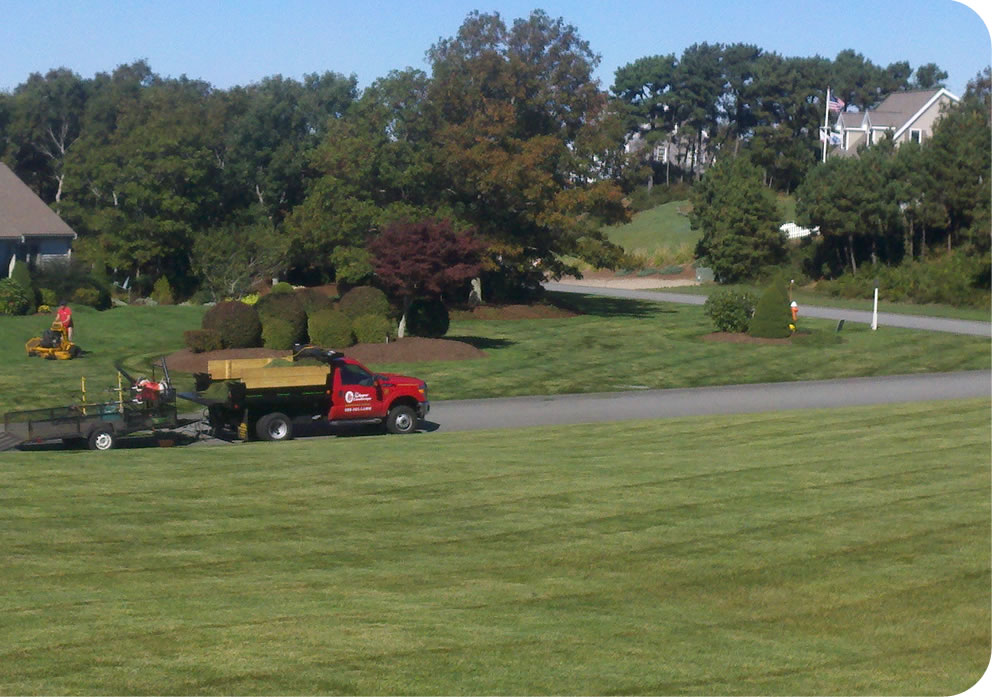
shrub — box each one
[255,291,307,344]
[307,308,354,348]
[183,329,223,353]
[339,285,391,320]
[749,279,792,339]
[38,287,57,307]
[151,276,175,305]
[296,287,335,317]
[261,317,299,350]
[270,281,294,295]
[202,301,262,348]
[0,278,31,315]
[71,286,102,307]
[703,288,757,333]
[9,262,35,305]
[352,313,395,344]
[406,298,450,338]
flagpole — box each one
[822,86,830,163]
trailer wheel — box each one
[88,428,116,451]
[256,412,293,442]
[386,405,418,434]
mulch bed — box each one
[165,337,486,374]
[701,332,792,345]
[451,303,578,320]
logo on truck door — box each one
[344,390,372,404]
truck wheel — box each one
[256,412,293,441]
[88,428,115,451]
[386,405,417,434]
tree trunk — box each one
[921,226,927,259]
[397,297,411,339]
[848,234,857,274]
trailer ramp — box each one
[0,430,25,451]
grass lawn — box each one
[662,285,991,322]
[0,305,207,415]
[374,293,990,401]
[1,400,988,694]
[0,295,987,413]
[602,200,698,260]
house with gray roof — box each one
[830,88,959,157]
[0,163,77,278]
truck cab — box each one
[191,347,429,442]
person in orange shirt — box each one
[56,301,73,341]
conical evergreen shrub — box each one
[748,278,792,338]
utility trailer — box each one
[182,345,429,442]
[1,360,179,451]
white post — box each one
[871,285,879,331]
[822,87,830,163]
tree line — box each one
[0,8,985,301]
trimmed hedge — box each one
[749,279,792,339]
[183,329,223,353]
[703,288,757,333]
[352,313,395,344]
[406,298,450,338]
[339,285,391,320]
[262,317,299,350]
[296,287,335,316]
[202,301,262,348]
[308,309,354,348]
[255,292,307,345]
[270,281,294,295]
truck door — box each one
[329,362,385,420]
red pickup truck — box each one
[185,347,429,442]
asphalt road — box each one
[424,371,991,433]
[544,282,992,337]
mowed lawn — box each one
[0,295,988,412]
[378,293,991,401]
[2,400,989,695]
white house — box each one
[830,88,959,156]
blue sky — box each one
[1,0,989,97]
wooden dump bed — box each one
[207,358,330,389]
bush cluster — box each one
[72,287,102,307]
[202,301,262,348]
[406,298,450,338]
[352,313,395,344]
[703,288,757,333]
[255,292,307,347]
[296,287,335,316]
[262,317,300,350]
[339,285,392,320]
[308,308,354,348]
[183,329,223,353]
[749,279,792,339]
[819,252,990,308]
[0,278,32,315]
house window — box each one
[910,129,922,144]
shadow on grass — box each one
[548,292,672,319]
[446,335,516,350]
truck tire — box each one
[256,412,293,442]
[88,428,116,451]
[386,405,417,434]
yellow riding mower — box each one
[26,320,80,360]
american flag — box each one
[828,94,845,112]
